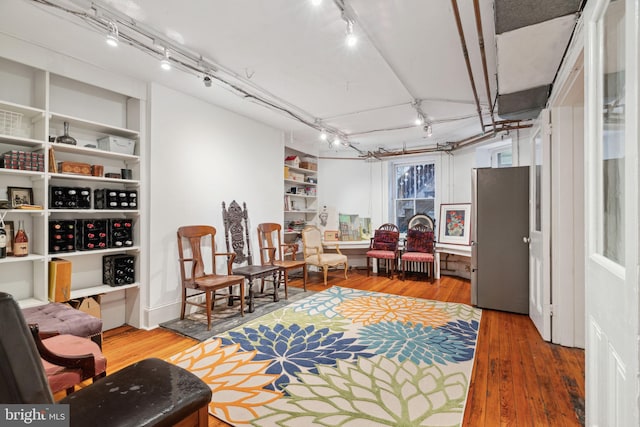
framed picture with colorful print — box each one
[438,203,471,245]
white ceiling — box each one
[0,0,579,156]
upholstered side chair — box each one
[401,222,436,282]
[301,225,348,286]
[366,223,400,278]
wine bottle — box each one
[54,121,77,145]
[13,220,28,257]
[0,226,7,258]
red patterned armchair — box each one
[400,222,436,282]
[366,223,400,278]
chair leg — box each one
[430,261,434,283]
[205,291,212,331]
[302,264,307,291]
[282,270,289,299]
[247,279,255,313]
[366,257,371,276]
[323,266,328,286]
[272,273,280,302]
[401,259,405,281]
[65,386,75,396]
[343,262,348,279]
[180,288,187,320]
[239,281,245,317]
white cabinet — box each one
[0,57,143,328]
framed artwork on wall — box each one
[438,203,471,246]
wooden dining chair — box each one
[257,222,307,296]
[222,201,281,313]
[176,225,245,330]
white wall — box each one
[318,158,386,228]
[146,83,283,327]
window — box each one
[492,146,513,168]
[392,161,436,233]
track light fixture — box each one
[105,21,118,47]
[203,75,212,87]
[160,48,171,71]
[424,124,433,137]
[331,136,341,147]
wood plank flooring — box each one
[97,270,585,426]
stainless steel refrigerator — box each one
[471,167,529,314]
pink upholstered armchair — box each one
[400,222,436,282]
[366,223,400,278]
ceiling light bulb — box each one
[320,130,328,141]
[346,21,357,47]
[414,117,424,126]
[106,33,118,47]
[332,136,340,147]
[160,48,171,71]
[106,21,118,47]
[311,0,322,5]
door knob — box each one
[523,236,531,244]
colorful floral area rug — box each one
[168,286,482,426]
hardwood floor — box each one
[98,270,585,426]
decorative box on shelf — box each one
[58,161,92,176]
[97,136,136,155]
[285,155,300,168]
[299,161,317,171]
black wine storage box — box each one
[103,254,135,286]
[49,186,91,209]
[94,189,138,209]
[108,218,134,248]
[76,219,108,250]
[49,220,77,253]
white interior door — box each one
[528,111,552,341]
[584,0,639,425]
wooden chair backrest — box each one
[257,222,283,264]
[176,225,217,280]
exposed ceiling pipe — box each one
[451,0,485,132]
[358,121,531,160]
[473,0,496,132]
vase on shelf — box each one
[55,121,77,145]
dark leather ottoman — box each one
[22,302,103,347]
[60,358,212,427]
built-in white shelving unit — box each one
[283,147,318,254]
[0,56,143,329]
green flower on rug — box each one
[257,354,469,426]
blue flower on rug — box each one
[359,319,479,365]
[221,323,375,392]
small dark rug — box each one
[160,286,312,341]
